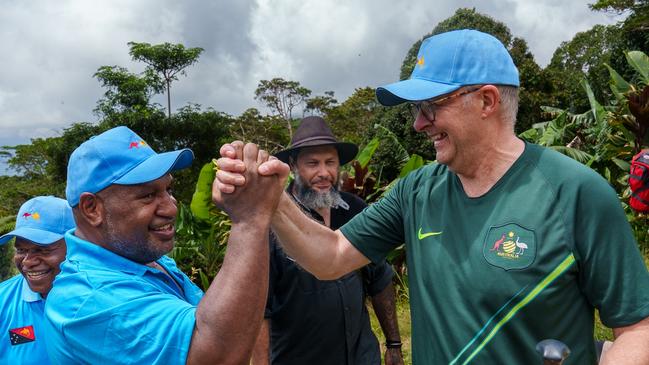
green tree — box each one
[93,65,163,118]
[590,1,649,83]
[231,108,289,153]
[397,8,550,132]
[305,91,338,116]
[254,78,311,140]
[324,87,381,146]
[128,42,204,118]
[546,25,622,113]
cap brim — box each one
[115,148,194,185]
[376,78,461,106]
[275,142,358,165]
[0,227,65,246]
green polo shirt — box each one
[340,143,649,364]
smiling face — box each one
[96,174,177,264]
[14,238,66,298]
[412,87,485,173]
[294,145,340,193]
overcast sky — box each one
[0,0,625,159]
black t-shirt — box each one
[266,190,394,365]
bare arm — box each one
[270,192,370,279]
[186,143,288,365]
[251,320,270,365]
[600,316,649,365]
[370,282,404,365]
[214,143,370,280]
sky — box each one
[0,0,625,174]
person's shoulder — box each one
[524,143,611,188]
[340,190,367,208]
[0,274,22,289]
[0,275,23,301]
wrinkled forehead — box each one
[295,145,339,161]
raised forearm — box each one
[188,223,270,364]
[271,192,358,279]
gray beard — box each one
[293,173,342,210]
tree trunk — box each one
[167,80,172,119]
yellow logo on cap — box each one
[417,56,425,67]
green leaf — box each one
[611,157,630,172]
[549,146,593,163]
[199,270,210,291]
[626,51,649,85]
[518,128,538,141]
[398,154,425,178]
[190,162,216,220]
[355,137,380,168]
[604,63,632,98]
[581,79,606,124]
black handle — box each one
[536,339,571,365]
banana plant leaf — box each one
[190,162,216,220]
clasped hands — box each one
[212,141,289,224]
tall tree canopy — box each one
[254,78,311,141]
[128,42,204,118]
[546,25,622,113]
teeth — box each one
[431,133,447,141]
[26,270,49,278]
[153,223,173,231]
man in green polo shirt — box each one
[214,29,649,364]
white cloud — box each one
[0,0,631,157]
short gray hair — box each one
[497,85,519,128]
[460,85,519,128]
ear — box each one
[77,192,105,227]
[478,85,500,119]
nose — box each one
[21,252,40,268]
[159,192,178,218]
[413,111,432,133]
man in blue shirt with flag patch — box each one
[44,126,288,364]
[0,196,75,364]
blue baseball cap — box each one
[376,29,519,106]
[0,196,75,246]
[66,126,194,207]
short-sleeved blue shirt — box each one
[0,275,50,364]
[44,231,204,364]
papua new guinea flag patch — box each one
[9,325,35,345]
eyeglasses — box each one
[410,87,482,121]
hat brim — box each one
[0,227,65,246]
[376,78,462,106]
[275,142,359,165]
[114,148,194,185]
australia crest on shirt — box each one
[483,223,536,270]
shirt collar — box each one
[64,229,151,276]
[21,277,43,303]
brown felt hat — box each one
[274,116,358,165]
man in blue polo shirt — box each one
[0,196,75,364]
[44,126,288,364]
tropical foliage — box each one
[521,50,649,251]
[1,5,648,288]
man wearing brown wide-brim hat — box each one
[251,116,404,365]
